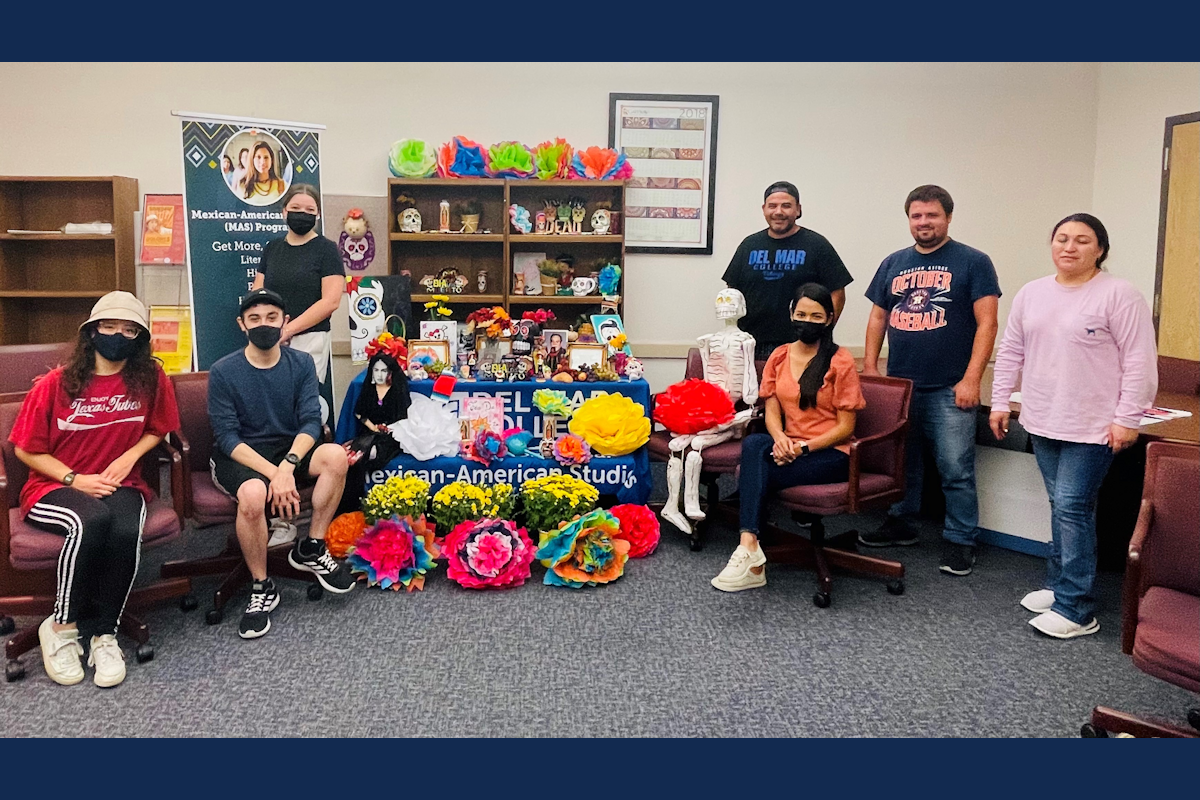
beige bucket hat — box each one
[80,290,149,330]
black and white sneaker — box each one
[939,543,976,576]
[239,580,280,639]
[288,539,357,594]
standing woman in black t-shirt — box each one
[251,183,343,390]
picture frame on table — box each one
[536,329,570,376]
[567,343,608,370]
[407,339,450,369]
[475,336,513,367]
[419,320,458,365]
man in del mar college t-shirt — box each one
[722,181,854,359]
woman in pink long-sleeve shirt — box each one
[990,213,1157,640]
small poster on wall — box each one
[149,305,194,374]
[139,194,186,265]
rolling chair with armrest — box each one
[158,372,323,626]
[0,392,193,682]
[1084,441,1199,738]
[747,374,912,608]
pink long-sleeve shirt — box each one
[991,272,1157,445]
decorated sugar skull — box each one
[511,319,540,357]
[590,208,611,234]
[715,287,748,320]
[571,276,597,296]
[347,278,386,364]
[570,201,586,225]
[399,207,422,233]
[408,362,428,381]
[624,358,645,380]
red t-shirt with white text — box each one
[8,367,180,515]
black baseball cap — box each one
[763,181,801,203]
[239,288,286,316]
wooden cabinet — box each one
[0,176,138,344]
[387,178,625,326]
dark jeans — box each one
[890,386,979,545]
[737,433,850,534]
[25,486,146,639]
[1030,434,1115,625]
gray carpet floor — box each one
[2,468,1195,737]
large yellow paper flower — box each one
[568,393,650,456]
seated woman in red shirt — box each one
[9,292,180,688]
[711,282,866,592]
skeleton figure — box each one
[661,288,758,535]
[570,199,587,234]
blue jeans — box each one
[1030,434,1115,625]
[889,386,979,545]
[737,433,850,534]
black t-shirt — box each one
[721,227,853,348]
[259,236,342,334]
[864,239,1002,389]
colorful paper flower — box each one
[485,141,536,179]
[464,428,508,466]
[610,503,661,558]
[598,264,622,296]
[436,135,489,178]
[520,474,599,535]
[653,379,736,435]
[536,508,629,588]
[504,428,534,456]
[325,511,367,559]
[388,138,437,178]
[444,518,535,590]
[347,515,440,591]
[365,331,408,368]
[553,434,592,466]
[532,138,573,180]
[567,393,650,456]
[568,146,634,180]
[361,475,431,524]
[532,388,572,418]
[521,309,556,325]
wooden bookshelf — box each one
[0,176,138,344]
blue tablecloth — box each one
[336,371,652,504]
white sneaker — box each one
[710,544,767,592]
[1020,589,1055,614]
[1029,610,1099,639]
[268,518,298,547]
[38,616,84,686]
[88,634,126,688]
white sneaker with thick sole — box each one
[38,616,84,686]
[88,634,126,688]
[1029,610,1099,639]
[268,518,299,547]
[1020,589,1055,614]
[710,544,767,592]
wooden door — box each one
[1155,113,1200,360]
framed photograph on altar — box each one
[567,343,608,370]
[609,93,719,255]
[536,329,570,376]
[475,336,512,365]
[407,339,449,368]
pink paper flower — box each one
[444,519,535,590]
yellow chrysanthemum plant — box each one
[430,482,517,532]
[362,475,432,524]
[519,474,599,536]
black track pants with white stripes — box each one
[25,487,145,639]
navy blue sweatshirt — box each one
[208,346,322,457]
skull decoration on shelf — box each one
[511,319,540,359]
[339,208,375,272]
[569,199,587,234]
[399,207,422,233]
[590,208,611,235]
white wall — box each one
[1091,62,1200,302]
[1,62,1117,357]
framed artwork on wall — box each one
[609,93,719,255]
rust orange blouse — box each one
[760,345,866,455]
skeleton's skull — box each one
[590,208,610,234]
[512,319,539,356]
[571,204,586,223]
[343,237,368,261]
[400,207,422,232]
[624,358,645,380]
[715,288,747,320]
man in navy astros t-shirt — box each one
[860,185,1001,578]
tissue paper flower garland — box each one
[610,503,660,558]
[569,146,633,180]
[388,139,437,179]
[653,378,736,435]
[520,474,599,535]
[598,264,621,296]
[391,394,462,460]
[486,141,536,179]
[536,508,629,588]
[436,136,489,178]
[532,138,573,180]
[464,428,508,466]
[444,518,535,590]
[362,475,431,524]
[347,514,440,592]
[532,389,572,418]
[568,393,650,456]
[325,511,367,559]
[553,433,592,466]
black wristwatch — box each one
[62,471,77,486]
[799,441,811,456]
[284,453,301,466]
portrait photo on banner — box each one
[221,128,293,206]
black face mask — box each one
[93,331,139,362]
[247,324,282,350]
[286,211,317,235]
[792,320,828,345]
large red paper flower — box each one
[653,379,735,435]
[444,518,535,590]
[610,503,660,558]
